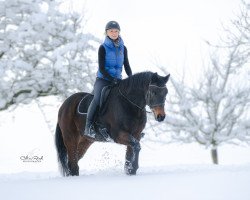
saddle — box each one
[77,86,113,142]
[99,85,112,114]
[78,86,112,114]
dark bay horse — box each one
[55,71,170,176]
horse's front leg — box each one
[116,133,141,175]
[125,136,141,175]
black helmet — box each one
[105,21,120,31]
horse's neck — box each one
[122,88,147,109]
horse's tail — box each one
[55,123,69,176]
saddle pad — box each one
[77,86,112,115]
[77,94,93,114]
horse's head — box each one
[146,73,170,122]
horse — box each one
[55,71,170,176]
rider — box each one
[83,21,132,138]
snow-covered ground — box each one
[1,164,250,200]
[1,0,249,199]
[1,98,250,200]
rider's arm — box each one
[98,45,114,81]
[124,46,132,77]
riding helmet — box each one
[105,21,120,31]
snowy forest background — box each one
[0,0,250,171]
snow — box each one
[1,0,250,199]
[1,165,250,200]
[1,98,250,200]
[1,0,98,110]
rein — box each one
[117,82,166,113]
[118,87,152,113]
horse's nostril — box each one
[157,115,165,122]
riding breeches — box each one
[92,78,112,107]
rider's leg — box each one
[83,78,111,138]
[84,99,98,138]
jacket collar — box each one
[104,36,124,48]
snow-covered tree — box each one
[0,0,99,110]
[157,1,250,164]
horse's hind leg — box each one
[64,137,93,176]
[65,138,80,176]
[67,137,93,176]
[77,138,93,160]
[67,154,79,176]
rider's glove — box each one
[112,78,121,85]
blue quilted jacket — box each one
[97,36,124,80]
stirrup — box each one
[84,125,96,139]
[99,127,113,142]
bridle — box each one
[118,84,166,113]
[146,84,166,108]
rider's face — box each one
[106,29,119,40]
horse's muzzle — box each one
[156,114,165,122]
[151,106,166,122]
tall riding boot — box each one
[83,100,97,138]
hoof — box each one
[125,169,137,175]
[124,162,137,175]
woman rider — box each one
[83,21,132,138]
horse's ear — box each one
[151,72,158,83]
[164,74,170,84]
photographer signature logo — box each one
[20,155,43,163]
[20,148,44,163]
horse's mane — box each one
[119,71,153,92]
